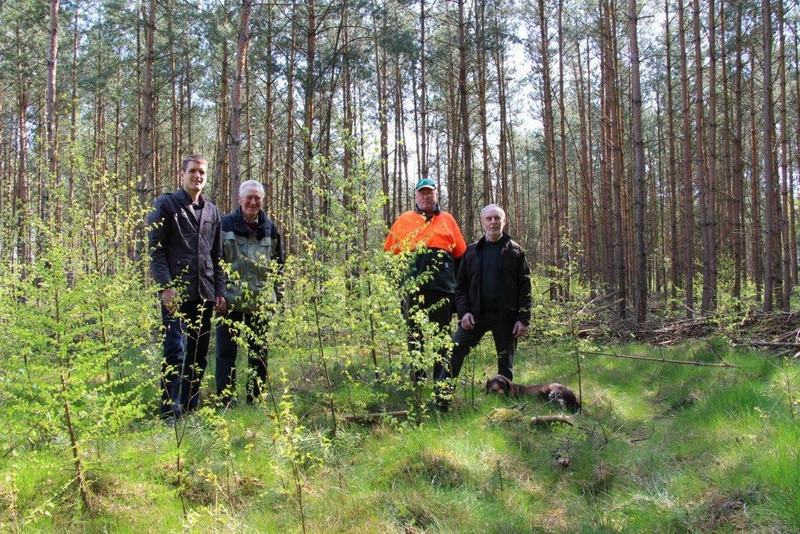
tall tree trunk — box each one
[678,0,694,317]
[557,0,570,299]
[283,16,297,254]
[137,0,156,205]
[45,0,60,227]
[778,0,791,311]
[629,0,646,323]
[702,0,718,312]
[458,0,473,234]
[419,0,429,182]
[763,0,779,312]
[476,0,491,206]
[539,0,559,299]
[749,51,763,300]
[576,38,596,295]
[732,5,745,304]
[372,1,390,226]
[665,0,680,310]
[229,0,253,206]
[302,0,317,229]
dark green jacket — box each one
[221,207,284,313]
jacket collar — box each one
[231,206,269,239]
[476,232,511,249]
[176,187,205,207]
[414,203,441,220]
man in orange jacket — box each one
[384,179,467,384]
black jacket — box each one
[454,233,532,325]
[147,188,225,302]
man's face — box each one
[415,187,437,213]
[239,188,263,222]
[481,207,506,241]
[180,160,208,196]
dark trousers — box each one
[403,289,453,381]
[437,314,517,383]
[215,311,269,405]
[160,300,213,418]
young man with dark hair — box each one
[148,154,227,420]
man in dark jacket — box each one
[435,204,531,409]
[148,154,226,419]
[215,180,284,406]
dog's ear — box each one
[485,378,491,394]
[502,376,510,394]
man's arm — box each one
[211,209,227,299]
[454,250,471,319]
[516,248,532,326]
[272,222,286,302]
[147,196,172,288]
[147,196,178,311]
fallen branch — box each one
[580,350,736,368]
[530,415,573,426]
[341,410,409,424]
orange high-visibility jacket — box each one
[384,210,467,293]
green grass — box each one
[1,339,798,532]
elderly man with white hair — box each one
[215,180,284,406]
[434,204,531,411]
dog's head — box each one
[485,374,511,395]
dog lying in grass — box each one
[485,374,581,412]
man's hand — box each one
[512,320,528,339]
[161,288,178,313]
[214,296,227,314]
[460,312,475,330]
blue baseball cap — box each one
[415,178,436,191]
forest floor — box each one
[1,334,798,533]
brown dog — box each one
[485,374,581,412]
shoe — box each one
[426,399,449,413]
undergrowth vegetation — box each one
[1,175,798,532]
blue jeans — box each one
[160,300,213,418]
[215,311,269,405]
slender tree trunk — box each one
[419,0,429,182]
[749,51,763,300]
[302,0,317,229]
[229,0,253,206]
[137,0,156,205]
[458,0,473,234]
[576,39,596,295]
[557,0,570,300]
[629,0,646,323]
[778,0,791,311]
[45,0,60,227]
[372,1,390,226]
[678,0,694,317]
[763,0,778,312]
[732,5,745,304]
[665,0,680,310]
[283,17,297,253]
[703,0,718,312]
[539,0,559,299]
